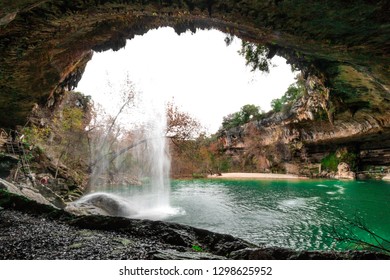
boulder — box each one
[66,192,138,217]
[0,178,57,207]
[383,174,390,181]
[335,162,355,180]
[0,178,23,195]
[34,183,67,209]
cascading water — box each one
[127,98,174,219]
[71,81,183,220]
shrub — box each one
[271,82,304,113]
[321,153,339,172]
[192,245,203,252]
[339,152,358,171]
[221,104,263,130]
[321,151,358,172]
[192,173,206,179]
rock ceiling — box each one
[0,1,389,128]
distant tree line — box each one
[221,104,263,131]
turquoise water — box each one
[165,179,390,251]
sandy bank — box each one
[207,172,307,180]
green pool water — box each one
[166,179,390,251]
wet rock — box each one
[151,249,227,260]
[230,247,390,260]
[230,247,295,260]
[65,203,110,216]
[192,227,252,256]
[66,192,138,217]
[0,189,71,221]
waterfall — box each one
[77,84,181,220]
[129,99,172,215]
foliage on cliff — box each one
[239,42,274,73]
[321,149,358,173]
[170,133,233,178]
[271,76,305,113]
[22,91,92,186]
[221,104,263,131]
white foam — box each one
[130,206,186,220]
[326,191,337,195]
[279,198,307,208]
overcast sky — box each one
[76,27,297,134]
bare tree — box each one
[90,99,204,167]
[166,101,203,141]
[87,79,137,180]
[326,214,390,254]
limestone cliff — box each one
[220,103,390,176]
[0,0,389,172]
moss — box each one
[0,189,73,220]
[321,151,358,172]
[68,242,84,249]
[192,245,203,252]
[321,153,339,172]
[340,152,358,172]
[113,237,133,246]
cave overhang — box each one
[0,0,389,128]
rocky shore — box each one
[1,189,389,260]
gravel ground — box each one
[0,209,166,260]
[0,190,249,260]
[1,191,389,260]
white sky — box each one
[76,27,297,134]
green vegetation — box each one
[239,42,274,73]
[22,125,51,148]
[221,104,263,130]
[20,91,91,186]
[271,78,305,113]
[192,245,203,252]
[321,153,339,172]
[171,133,225,177]
[339,152,358,171]
[60,107,84,131]
[321,150,358,172]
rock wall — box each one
[0,1,389,175]
[0,1,389,127]
[221,106,390,175]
